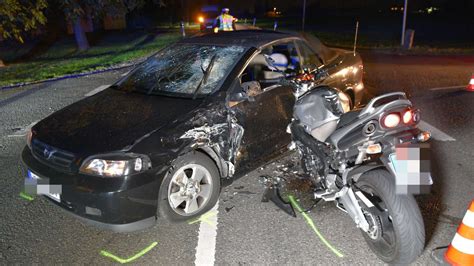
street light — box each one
[401,0,408,46]
[302,0,307,31]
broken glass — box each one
[116,44,247,97]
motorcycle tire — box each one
[357,169,425,264]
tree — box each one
[0,0,48,65]
[60,0,166,51]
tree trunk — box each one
[0,59,4,67]
[73,18,89,51]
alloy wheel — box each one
[167,164,213,216]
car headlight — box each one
[79,154,151,177]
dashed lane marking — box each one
[429,85,465,91]
[418,120,456,142]
[85,84,110,97]
[194,202,219,266]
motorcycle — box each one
[261,65,432,264]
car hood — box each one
[33,88,203,155]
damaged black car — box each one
[22,30,364,232]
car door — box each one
[230,41,297,174]
[295,39,363,107]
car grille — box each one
[31,139,76,172]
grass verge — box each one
[0,32,180,87]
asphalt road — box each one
[0,52,473,265]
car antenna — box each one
[353,20,359,56]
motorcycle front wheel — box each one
[356,169,425,264]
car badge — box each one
[43,147,55,159]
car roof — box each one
[180,30,301,49]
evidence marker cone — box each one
[445,200,474,265]
[467,74,474,92]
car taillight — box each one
[403,109,412,124]
[382,113,400,128]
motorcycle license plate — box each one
[389,144,432,194]
[389,153,398,173]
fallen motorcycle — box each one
[261,66,432,264]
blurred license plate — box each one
[27,170,61,202]
[389,153,397,173]
[46,192,61,202]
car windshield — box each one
[116,44,247,97]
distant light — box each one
[198,16,204,23]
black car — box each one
[22,30,364,232]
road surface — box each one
[0,52,473,264]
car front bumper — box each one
[21,146,163,232]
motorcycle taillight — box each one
[382,113,400,128]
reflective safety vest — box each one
[218,14,234,31]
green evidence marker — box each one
[100,241,158,264]
[288,195,344,258]
[19,191,34,201]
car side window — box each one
[296,40,323,69]
[240,41,301,92]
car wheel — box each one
[158,151,220,222]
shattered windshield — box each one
[116,44,246,97]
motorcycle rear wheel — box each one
[357,169,425,264]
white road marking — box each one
[7,120,38,137]
[418,120,456,142]
[194,202,219,266]
[429,85,464,91]
[85,84,110,97]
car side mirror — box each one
[229,79,262,105]
[231,92,254,103]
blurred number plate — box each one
[389,153,397,174]
[27,170,61,202]
[46,192,61,202]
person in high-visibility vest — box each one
[213,8,237,33]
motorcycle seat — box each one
[337,109,362,129]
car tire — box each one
[157,151,220,222]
